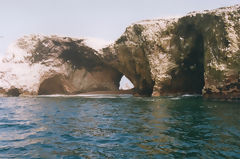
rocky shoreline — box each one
[0,4,239,99]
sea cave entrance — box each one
[38,75,68,95]
[172,29,205,94]
[119,75,134,90]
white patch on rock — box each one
[3,43,28,63]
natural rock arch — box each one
[102,5,240,99]
[0,35,123,96]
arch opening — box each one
[38,75,69,95]
[119,75,134,90]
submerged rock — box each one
[102,5,240,99]
[0,35,122,96]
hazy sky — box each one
[0,0,239,55]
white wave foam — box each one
[37,94,133,98]
[181,94,202,97]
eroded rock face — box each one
[102,5,240,99]
[0,35,122,96]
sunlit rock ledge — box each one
[101,4,240,99]
[0,4,239,99]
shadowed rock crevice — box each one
[59,43,103,70]
[165,24,205,94]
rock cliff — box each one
[101,5,240,99]
[0,5,239,99]
[0,35,122,96]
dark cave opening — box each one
[183,33,205,93]
[171,31,205,94]
[38,75,67,95]
[138,79,155,96]
[7,88,20,97]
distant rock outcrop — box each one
[0,35,122,96]
[102,5,240,99]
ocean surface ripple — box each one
[0,95,239,158]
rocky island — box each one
[0,4,239,99]
[0,35,122,96]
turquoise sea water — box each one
[0,95,239,158]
